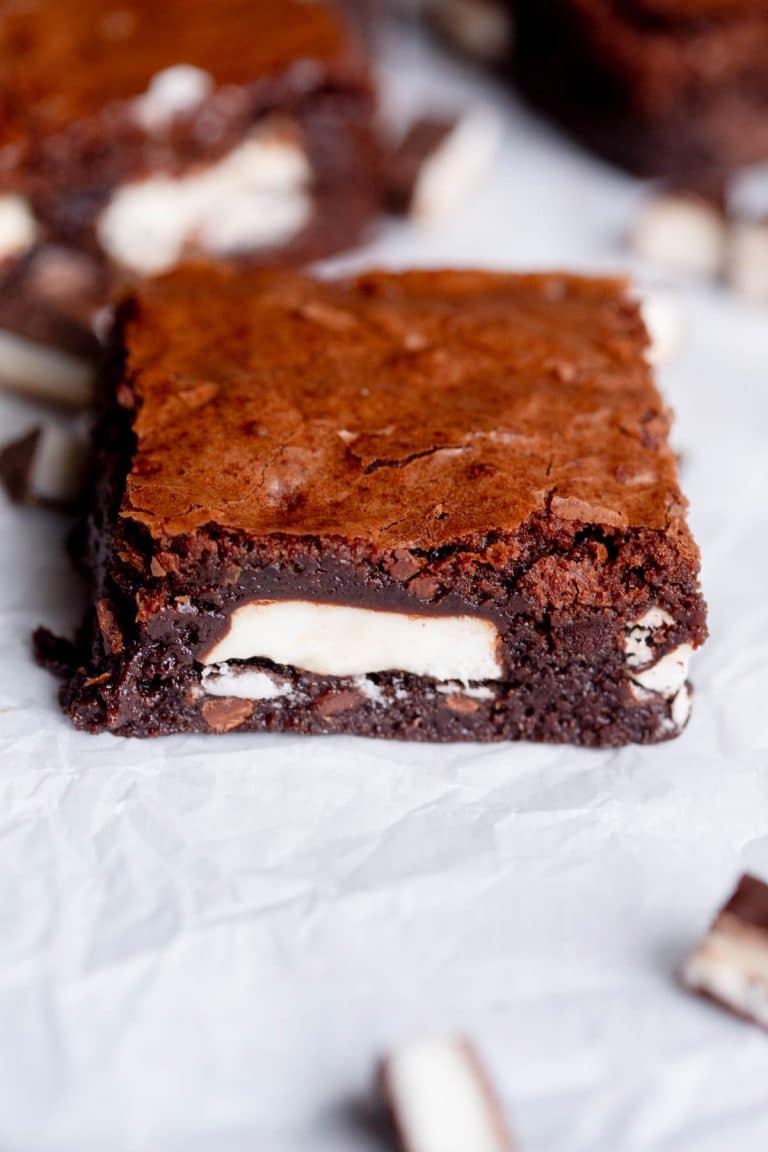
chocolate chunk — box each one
[386,108,500,222]
[378,1036,516,1152]
[683,874,768,1030]
[201,697,254,732]
[0,422,89,509]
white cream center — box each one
[201,664,290,701]
[632,644,692,698]
[97,125,312,275]
[385,1039,506,1152]
[202,601,502,683]
[624,606,674,668]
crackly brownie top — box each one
[0,0,359,147]
[116,266,691,549]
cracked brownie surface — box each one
[43,267,707,744]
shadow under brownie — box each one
[40,266,707,744]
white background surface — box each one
[2,20,768,1152]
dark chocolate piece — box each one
[379,1036,516,1152]
[44,266,707,743]
[386,110,499,220]
[0,423,89,508]
[683,874,768,1030]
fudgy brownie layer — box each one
[55,508,705,742]
[512,0,768,174]
[55,652,692,745]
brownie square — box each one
[0,0,380,395]
[511,0,768,175]
[47,266,707,743]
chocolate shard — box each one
[386,108,500,222]
[0,422,89,509]
[682,873,768,1030]
[378,1036,516,1152]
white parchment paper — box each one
[1,25,768,1152]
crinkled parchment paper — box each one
[1,27,767,1152]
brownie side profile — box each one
[511,0,768,175]
[46,267,707,745]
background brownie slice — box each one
[50,266,707,744]
[509,0,768,175]
[0,0,380,391]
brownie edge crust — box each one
[44,267,707,745]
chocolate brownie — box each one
[0,0,380,393]
[42,266,707,743]
[510,0,768,175]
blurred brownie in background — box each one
[0,0,380,405]
[511,0,768,176]
[427,0,768,177]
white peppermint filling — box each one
[624,606,674,669]
[97,126,312,275]
[670,683,692,729]
[202,601,502,683]
[0,330,94,407]
[0,194,38,260]
[631,643,692,699]
[632,195,726,278]
[436,682,495,699]
[412,106,500,224]
[684,920,768,1028]
[354,675,385,704]
[201,663,291,701]
[384,1039,507,1152]
[132,64,214,131]
[625,612,692,730]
